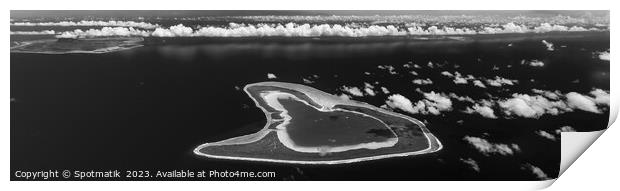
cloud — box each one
[380,87,390,94]
[408,25,477,35]
[451,89,608,119]
[472,89,610,118]
[363,83,376,96]
[534,23,588,33]
[40,21,604,39]
[55,27,151,38]
[412,78,433,85]
[448,93,475,103]
[498,94,570,118]
[443,88,610,119]
[302,78,314,84]
[555,126,576,134]
[190,23,409,37]
[441,71,516,87]
[267,73,277,79]
[459,158,480,172]
[420,88,603,119]
[521,163,550,180]
[453,77,468,84]
[385,91,452,115]
[463,136,520,156]
[464,104,498,119]
[480,23,592,34]
[480,22,529,34]
[473,80,487,88]
[386,94,417,114]
[341,86,364,97]
[377,65,397,75]
[485,76,517,87]
[532,89,562,100]
[443,71,469,84]
[338,94,351,100]
[541,40,555,51]
[224,15,607,30]
[566,92,601,113]
[151,24,195,37]
[421,91,453,114]
[535,130,557,141]
[589,89,610,106]
[11,20,159,29]
[413,23,593,35]
[522,59,545,67]
[596,50,610,61]
[441,71,454,77]
[426,61,434,68]
[10,30,55,35]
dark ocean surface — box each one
[11,29,609,180]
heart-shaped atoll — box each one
[194,82,442,164]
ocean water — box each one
[10,12,610,180]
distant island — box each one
[194,82,442,164]
[10,37,143,54]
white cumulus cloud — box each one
[535,130,557,141]
[380,87,390,94]
[473,80,487,88]
[385,91,452,115]
[498,94,570,118]
[338,94,351,100]
[522,59,545,67]
[341,86,364,97]
[377,65,397,75]
[521,163,550,180]
[37,21,604,39]
[302,78,314,84]
[151,24,195,37]
[459,158,480,172]
[555,126,576,135]
[532,89,562,100]
[596,50,610,61]
[541,40,554,51]
[267,73,277,79]
[458,89,609,119]
[465,104,498,119]
[486,76,517,87]
[55,27,151,38]
[386,94,416,114]
[441,71,454,77]
[363,83,376,96]
[565,92,601,113]
[412,78,433,85]
[463,136,520,156]
[441,71,516,88]
[11,20,159,29]
[589,89,610,106]
[448,93,475,103]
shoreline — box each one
[194,82,442,164]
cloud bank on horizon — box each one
[10,21,606,38]
[11,20,159,29]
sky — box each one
[10,10,609,19]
